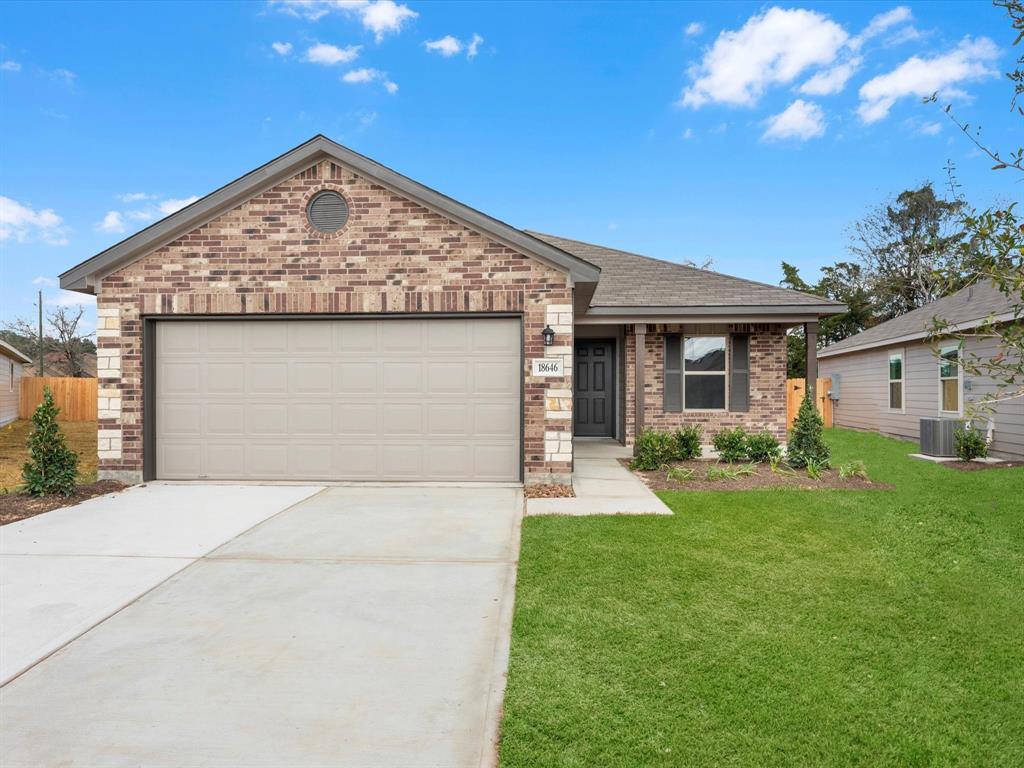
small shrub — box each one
[768,455,797,476]
[22,387,79,497]
[838,460,869,480]
[706,466,734,481]
[805,456,828,480]
[787,395,831,469]
[712,427,749,463]
[674,425,703,460]
[954,426,988,461]
[734,462,758,477]
[631,429,681,471]
[665,465,695,483]
[746,430,782,463]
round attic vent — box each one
[307,190,349,233]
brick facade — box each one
[624,324,788,444]
[95,159,573,484]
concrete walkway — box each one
[0,483,322,685]
[1,485,522,768]
[527,439,672,515]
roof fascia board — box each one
[818,311,1019,358]
[0,340,33,364]
[61,136,599,292]
[583,303,848,317]
[576,313,830,325]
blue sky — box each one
[1,1,1018,335]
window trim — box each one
[937,343,963,416]
[887,348,904,413]
[682,334,729,412]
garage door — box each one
[154,318,520,481]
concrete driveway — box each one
[1,484,522,768]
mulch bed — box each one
[524,484,575,499]
[621,458,891,492]
[942,459,1024,472]
[0,480,128,525]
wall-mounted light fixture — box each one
[542,325,555,346]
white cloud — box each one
[681,128,694,140]
[761,99,826,141]
[97,211,126,233]
[1,60,20,72]
[117,192,154,203]
[680,8,848,108]
[304,42,361,65]
[157,196,200,216]
[850,6,913,51]
[799,57,862,95]
[917,121,942,135]
[271,41,293,56]
[47,290,96,307]
[467,33,483,59]
[32,276,57,287]
[857,36,999,123]
[271,1,417,42]
[51,68,76,84]
[342,67,397,93]
[425,35,462,57]
[684,22,704,37]
[0,196,68,245]
[126,210,155,222]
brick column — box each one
[634,323,646,451]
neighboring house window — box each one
[683,336,727,410]
[8,361,13,392]
[888,351,903,411]
[939,344,961,414]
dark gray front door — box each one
[574,340,615,437]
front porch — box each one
[571,321,821,451]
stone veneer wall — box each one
[94,158,573,484]
[624,323,788,443]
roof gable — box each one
[60,136,600,292]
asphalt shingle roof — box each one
[526,231,842,310]
[820,280,1018,357]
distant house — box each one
[1,340,32,426]
[22,351,97,378]
[819,281,1023,459]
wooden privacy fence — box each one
[19,377,97,421]
[786,377,833,429]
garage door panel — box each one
[335,403,379,435]
[337,362,377,394]
[156,318,520,481]
[249,363,288,394]
[207,404,245,435]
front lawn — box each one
[0,419,99,492]
[500,429,1023,766]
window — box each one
[888,351,903,410]
[939,344,960,413]
[683,336,726,410]
[8,361,13,392]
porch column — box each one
[804,321,818,399]
[634,323,646,450]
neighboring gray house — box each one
[1,340,32,426]
[819,281,1023,459]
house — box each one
[1,340,32,426]
[59,135,845,485]
[819,281,1023,459]
[23,351,98,378]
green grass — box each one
[500,429,1024,767]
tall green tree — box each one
[848,183,966,321]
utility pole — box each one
[37,290,44,376]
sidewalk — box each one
[526,439,672,516]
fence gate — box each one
[786,377,832,430]
[19,377,97,421]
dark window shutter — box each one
[664,334,682,412]
[730,334,750,412]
